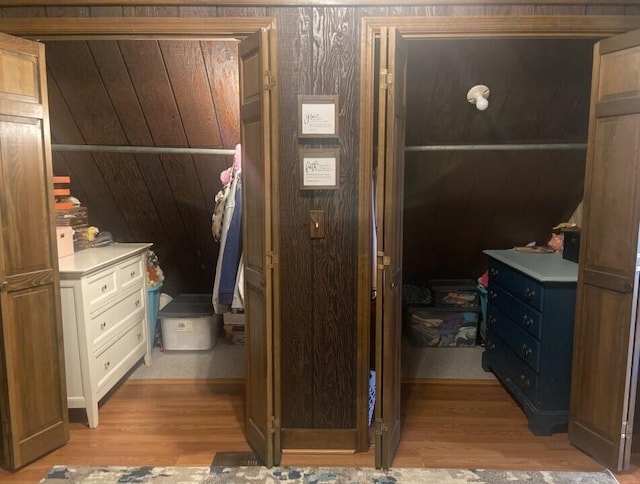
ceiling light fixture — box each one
[467,84,490,111]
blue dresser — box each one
[482,249,578,435]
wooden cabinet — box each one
[58,243,151,428]
[482,249,577,435]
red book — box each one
[55,202,74,210]
[52,176,71,184]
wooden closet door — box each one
[240,25,281,467]
[375,26,407,471]
[569,28,640,471]
[0,33,68,469]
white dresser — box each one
[58,243,152,428]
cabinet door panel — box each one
[0,32,68,470]
[569,29,640,471]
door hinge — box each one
[268,416,280,434]
[622,420,632,440]
[264,70,276,90]
[375,419,388,436]
[377,251,391,270]
[380,69,393,90]
[266,251,278,269]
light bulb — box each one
[475,95,489,111]
[467,85,490,112]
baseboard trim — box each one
[281,429,357,450]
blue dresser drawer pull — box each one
[488,314,496,325]
[524,288,536,300]
[490,267,499,277]
[519,374,530,387]
[522,314,533,327]
[489,290,497,300]
[522,344,533,358]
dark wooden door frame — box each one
[356,14,640,454]
[0,17,275,40]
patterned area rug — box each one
[40,465,620,483]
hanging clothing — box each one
[212,168,240,314]
[211,182,231,241]
[218,175,243,306]
[212,144,244,314]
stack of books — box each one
[53,176,89,251]
[53,175,73,210]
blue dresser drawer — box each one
[488,259,543,311]
[483,250,577,435]
[485,329,538,403]
[486,306,541,372]
[488,283,542,340]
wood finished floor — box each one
[2,379,639,483]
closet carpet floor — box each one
[130,339,245,379]
[402,338,496,380]
[129,338,495,380]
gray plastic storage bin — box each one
[159,294,221,350]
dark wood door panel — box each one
[570,29,640,472]
[0,116,52,276]
[0,32,68,471]
[597,44,640,104]
[376,27,406,470]
[1,286,66,433]
[572,284,632,438]
[240,27,278,467]
[582,116,640,281]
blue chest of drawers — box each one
[482,249,578,435]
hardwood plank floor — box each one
[1,379,639,483]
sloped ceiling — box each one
[46,39,240,295]
[402,38,595,284]
[45,36,596,295]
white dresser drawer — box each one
[118,256,144,291]
[90,286,145,353]
[59,243,151,428]
[93,319,145,392]
[86,267,118,312]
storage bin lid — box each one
[428,279,477,290]
[158,293,213,318]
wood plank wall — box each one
[402,37,594,284]
[0,2,636,435]
[45,38,240,296]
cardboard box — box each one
[55,226,74,258]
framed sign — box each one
[298,95,339,138]
[300,148,340,190]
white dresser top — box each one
[58,243,152,278]
[483,249,578,282]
